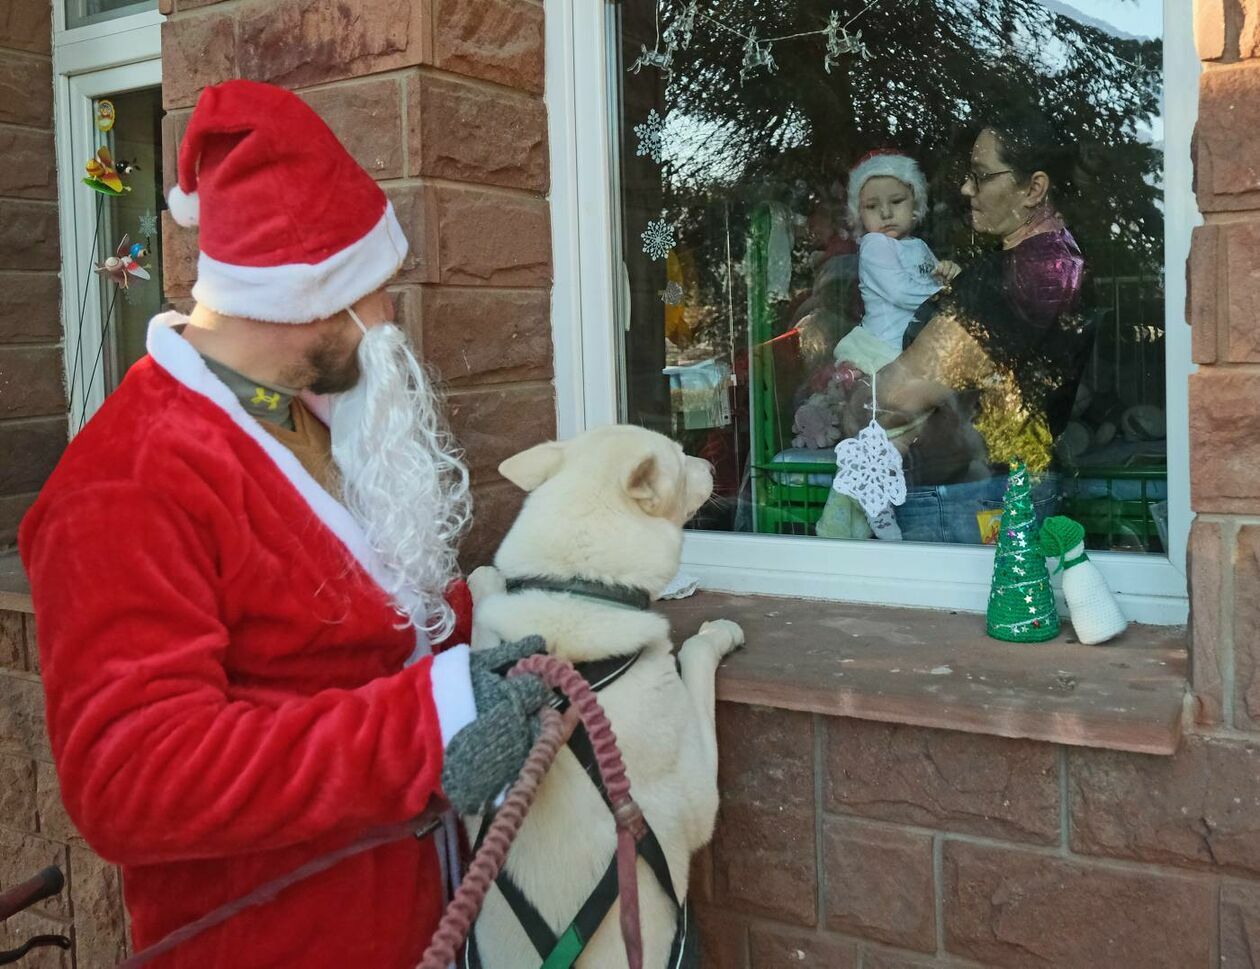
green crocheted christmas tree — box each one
[987,463,1060,643]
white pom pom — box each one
[167,185,199,228]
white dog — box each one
[462,425,744,969]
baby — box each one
[823,150,959,542]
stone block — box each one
[408,72,547,191]
[1189,370,1260,513]
[445,385,555,482]
[433,0,544,94]
[236,0,431,91]
[0,494,37,551]
[1070,735,1260,875]
[0,272,60,343]
[1224,220,1260,362]
[822,817,935,952]
[459,480,523,570]
[0,910,72,969]
[68,846,128,968]
[1236,526,1260,728]
[435,185,550,287]
[688,844,713,906]
[1245,0,1260,58]
[1187,223,1220,364]
[0,50,51,128]
[0,347,65,420]
[0,127,55,199]
[36,763,79,846]
[0,418,66,496]
[712,705,816,926]
[161,213,198,299]
[747,926,858,968]
[385,183,440,285]
[417,286,552,386]
[824,719,1059,845]
[0,829,69,919]
[0,200,60,272]
[1196,0,1227,59]
[862,954,989,969]
[1196,65,1260,211]
[1222,881,1260,969]
[161,110,191,197]
[300,78,404,180]
[943,841,1214,969]
[0,611,24,671]
[0,0,52,55]
[0,754,36,832]
[0,671,50,762]
[1189,518,1226,724]
[694,905,748,969]
[160,11,237,110]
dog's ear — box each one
[499,442,566,492]
[625,453,674,515]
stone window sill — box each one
[3,553,1189,755]
[660,591,1189,756]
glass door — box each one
[60,60,165,432]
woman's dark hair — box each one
[980,102,1081,202]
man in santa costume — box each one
[19,80,549,967]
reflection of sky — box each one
[654,0,1165,189]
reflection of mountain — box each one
[1037,0,1157,41]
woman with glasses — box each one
[842,106,1093,544]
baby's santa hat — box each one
[846,149,929,232]
[167,80,408,324]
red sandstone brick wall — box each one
[0,0,66,550]
[1187,1,1260,734]
[158,0,556,567]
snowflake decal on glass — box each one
[137,210,158,238]
[661,280,684,305]
[641,214,675,261]
[635,109,666,165]
[831,420,906,518]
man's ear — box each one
[499,442,566,492]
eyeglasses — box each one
[963,169,1014,190]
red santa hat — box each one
[167,80,408,324]
[846,148,929,233]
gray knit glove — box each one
[441,636,553,814]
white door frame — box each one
[52,11,162,433]
[545,0,1199,624]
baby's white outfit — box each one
[851,231,942,351]
[827,232,942,543]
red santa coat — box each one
[19,316,477,968]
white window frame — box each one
[546,0,1198,625]
[52,6,163,433]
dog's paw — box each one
[699,619,745,656]
[468,565,507,603]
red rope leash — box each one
[417,654,647,969]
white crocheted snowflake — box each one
[662,280,684,305]
[635,109,666,164]
[641,216,675,261]
[831,420,906,518]
[137,210,158,238]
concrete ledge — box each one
[661,591,1189,756]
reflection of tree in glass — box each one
[652,0,1162,321]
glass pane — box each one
[89,87,165,390]
[614,0,1167,554]
[65,0,156,30]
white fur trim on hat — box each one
[167,185,200,228]
[190,203,409,323]
[847,153,929,234]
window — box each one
[548,0,1196,623]
[64,0,156,31]
[53,6,163,431]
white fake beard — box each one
[330,324,472,642]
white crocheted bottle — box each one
[1040,516,1128,646]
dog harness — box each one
[460,648,698,969]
